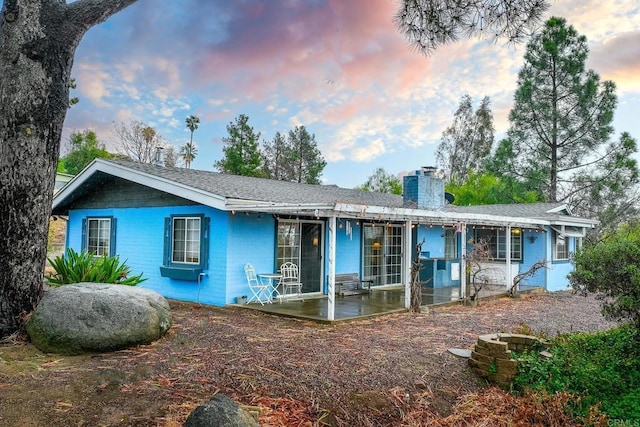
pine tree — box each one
[214,114,263,177]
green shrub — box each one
[514,324,640,420]
[569,221,640,336]
[46,248,146,287]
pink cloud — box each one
[589,32,640,92]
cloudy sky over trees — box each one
[64,0,640,187]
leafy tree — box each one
[285,126,326,184]
[113,120,165,163]
[569,221,640,337]
[436,95,494,184]
[395,0,549,55]
[498,17,639,232]
[0,0,137,338]
[357,167,402,195]
[214,114,263,177]
[446,171,540,205]
[182,115,200,169]
[59,130,113,175]
[505,17,632,202]
[262,131,288,180]
[262,127,326,184]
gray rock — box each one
[26,283,171,354]
[448,348,472,358]
[185,394,259,427]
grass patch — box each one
[514,323,640,420]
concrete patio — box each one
[236,283,533,322]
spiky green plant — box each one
[46,248,146,286]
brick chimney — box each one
[403,167,445,210]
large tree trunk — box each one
[0,0,137,338]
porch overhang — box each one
[224,199,597,231]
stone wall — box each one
[468,333,548,388]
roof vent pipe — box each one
[154,146,165,166]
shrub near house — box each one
[46,248,146,286]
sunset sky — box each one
[63,0,640,188]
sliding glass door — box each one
[362,224,403,286]
[276,220,323,293]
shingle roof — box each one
[53,159,594,227]
[107,159,404,207]
[448,203,569,219]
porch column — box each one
[505,225,511,290]
[327,215,336,321]
[460,223,467,299]
[403,220,413,309]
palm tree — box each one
[183,115,200,168]
[179,142,198,169]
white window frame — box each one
[553,231,568,261]
[474,228,522,261]
[87,217,111,256]
[172,216,201,264]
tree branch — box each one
[66,0,138,33]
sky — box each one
[62,0,640,188]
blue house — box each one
[51,160,596,320]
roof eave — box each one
[52,159,227,214]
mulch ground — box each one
[0,291,613,426]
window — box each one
[474,228,522,261]
[82,217,116,256]
[444,228,458,258]
[553,231,568,260]
[172,217,201,264]
[161,214,210,280]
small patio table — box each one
[258,273,282,302]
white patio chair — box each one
[278,262,304,301]
[244,263,271,305]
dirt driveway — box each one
[0,292,612,426]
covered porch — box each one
[236,284,513,322]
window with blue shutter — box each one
[160,214,210,281]
[82,216,116,257]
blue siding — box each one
[226,213,277,303]
[68,206,231,305]
[416,225,446,258]
[519,230,546,287]
[546,228,574,291]
[335,220,362,274]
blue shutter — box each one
[163,217,171,266]
[81,218,87,252]
[201,216,210,269]
[109,218,117,257]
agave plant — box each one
[46,248,146,287]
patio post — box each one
[506,225,511,290]
[327,215,336,321]
[404,220,412,309]
[460,223,467,299]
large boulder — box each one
[26,283,171,354]
[185,394,259,427]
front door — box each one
[276,220,323,294]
